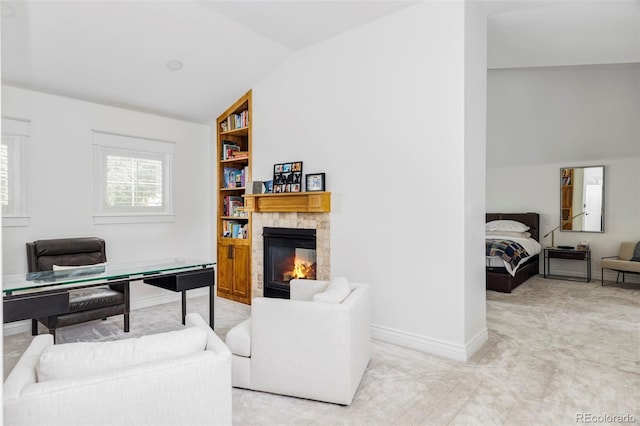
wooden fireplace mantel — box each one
[243,192,331,213]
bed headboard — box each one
[486,212,540,242]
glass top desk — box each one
[3,258,216,328]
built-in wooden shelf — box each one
[243,192,331,213]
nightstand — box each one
[543,247,591,282]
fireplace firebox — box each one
[263,227,317,299]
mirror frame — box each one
[559,165,605,233]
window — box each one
[93,130,174,224]
[1,117,29,227]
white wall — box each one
[252,2,486,360]
[2,86,213,327]
[487,63,640,168]
[487,64,640,281]
[464,1,489,347]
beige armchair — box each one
[601,242,640,285]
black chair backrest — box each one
[26,238,107,273]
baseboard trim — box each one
[2,287,210,336]
[466,327,489,359]
[371,323,488,362]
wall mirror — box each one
[560,165,604,232]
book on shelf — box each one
[223,195,244,217]
[222,166,248,189]
[222,220,237,238]
[222,220,248,239]
[222,110,249,133]
[231,151,249,159]
[223,167,236,188]
[222,141,240,160]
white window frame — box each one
[93,130,174,224]
[1,117,30,227]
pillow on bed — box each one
[485,220,530,232]
[486,230,531,239]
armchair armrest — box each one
[186,312,231,356]
[601,255,620,259]
[3,334,53,400]
[290,279,329,300]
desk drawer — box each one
[4,292,69,323]
[144,269,214,292]
[548,250,588,260]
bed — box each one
[486,212,541,293]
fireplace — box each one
[263,227,317,299]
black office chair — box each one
[26,237,130,341]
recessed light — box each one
[166,60,183,71]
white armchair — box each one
[225,278,371,405]
[3,313,232,426]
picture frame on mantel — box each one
[273,161,303,193]
[263,180,273,194]
[305,173,325,192]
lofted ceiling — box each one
[1,1,638,124]
[487,0,640,69]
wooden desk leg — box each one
[181,290,186,325]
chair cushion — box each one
[68,287,124,312]
[28,237,107,272]
[601,258,640,274]
[38,254,106,271]
[35,238,104,257]
[313,277,351,303]
[225,318,251,357]
[36,326,207,382]
[618,242,638,261]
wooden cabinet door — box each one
[217,243,233,296]
[217,242,251,303]
[231,244,250,300]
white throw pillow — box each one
[52,263,107,271]
[486,230,532,239]
[37,326,207,382]
[313,277,351,304]
[485,220,530,232]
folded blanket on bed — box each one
[486,239,530,270]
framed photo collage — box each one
[273,161,303,193]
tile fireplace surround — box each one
[251,212,330,299]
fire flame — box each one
[292,258,312,279]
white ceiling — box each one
[2,1,638,124]
[487,0,640,69]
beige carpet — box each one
[4,276,639,425]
